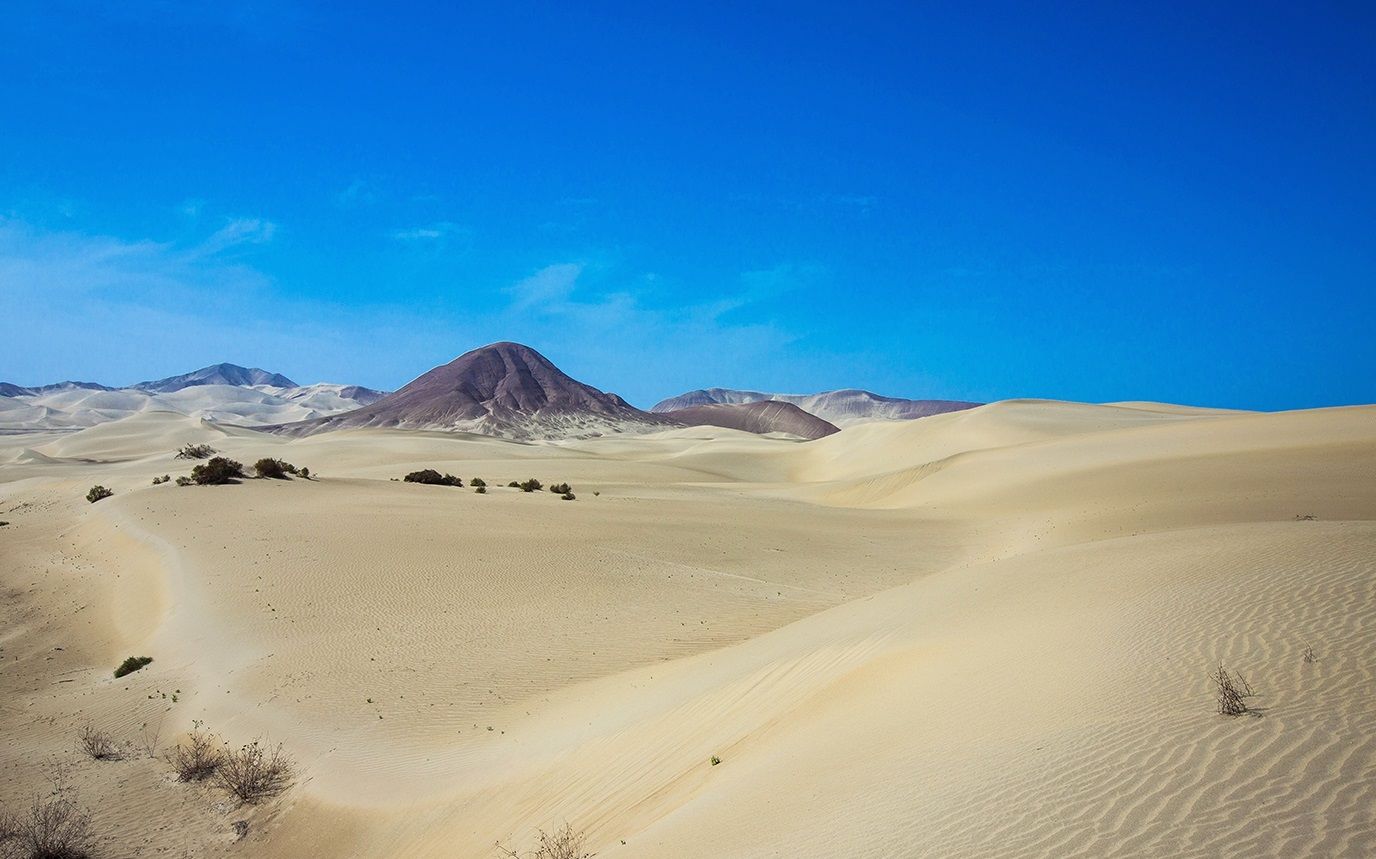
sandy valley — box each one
[2,384,1373,857]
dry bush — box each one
[174,443,217,460]
[0,794,92,859]
[519,478,542,493]
[1303,644,1319,664]
[549,482,571,495]
[497,823,594,859]
[1211,663,1250,716]
[214,740,294,804]
[75,725,119,761]
[169,725,223,782]
[84,486,112,504]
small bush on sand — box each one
[215,740,294,805]
[113,655,152,678]
[475,486,487,494]
[174,443,217,460]
[175,476,194,487]
[549,482,571,495]
[0,793,92,859]
[403,469,462,487]
[497,823,593,859]
[299,466,311,480]
[519,478,542,493]
[188,457,244,486]
[1303,644,1319,664]
[76,726,119,761]
[169,724,223,782]
[253,458,299,479]
[84,486,112,504]
[560,492,576,501]
[471,477,486,488]
[507,481,520,488]
[151,475,170,485]
[1211,663,1251,716]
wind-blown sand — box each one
[1,401,1372,857]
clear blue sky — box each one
[2,2,1373,409]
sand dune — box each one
[1,399,1372,857]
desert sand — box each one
[2,400,1373,857]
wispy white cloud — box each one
[389,221,464,241]
[199,217,278,254]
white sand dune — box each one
[0,399,1372,857]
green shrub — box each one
[253,458,299,479]
[188,457,245,485]
[175,476,194,487]
[710,755,721,766]
[549,482,571,495]
[114,656,153,678]
[475,486,486,494]
[151,474,170,485]
[403,469,462,486]
[507,481,520,488]
[519,478,542,493]
[85,485,113,504]
[174,443,217,460]
[470,477,486,488]
[560,492,576,501]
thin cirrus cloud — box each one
[389,221,464,241]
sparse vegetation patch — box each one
[113,655,153,678]
[403,469,462,486]
[253,458,300,479]
[174,443,217,460]
[76,726,119,761]
[0,792,92,859]
[169,724,223,782]
[186,457,244,485]
[84,486,112,504]
[215,740,295,805]
[519,478,542,493]
[549,482,571,495]
[151,474,170,485]
[497,824,593,859]
[1211,663,1251,716]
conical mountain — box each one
[267,342,672,439]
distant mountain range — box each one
[0,364,386,432]
[3,346,979,439]
[651,388,979,427]
[658,400,839,440]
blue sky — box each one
[2,2,1373,409]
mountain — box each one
[0,380,113,397]
[661,401,840,440]
[264,342,674,439]
[651,387,980,427]
[0,368,386,433]
[134,363,297,393]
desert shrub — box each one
[174,476,194,487]
[507,481,520,488]
[113,655,153,678]
[475,486,487,494]
[76,726,119,761]
[710,755,721,766]
[560,492,576,501]
[169,725,223,782]
[253,458,299,479]
[549,482,571,495]
[299,466,311,480]
[497,824,593,859]
[519,478,542,493]
[151,475,170,485]
[1303,644,1318,664]
[214,740,294,805]
[0,521,9,527]
[0,794,92,859]
[1211,663,1250,716]
[188,457,244,485]
[403,469,461,487]
[471,477,486,488]
[84,486,112,504]
[174,443,217,460]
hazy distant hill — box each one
[652,387,979,427]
